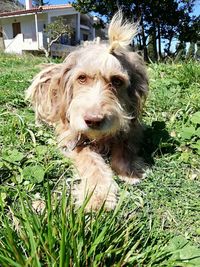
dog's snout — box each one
[84,113,105,129]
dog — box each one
[26,11,148,211]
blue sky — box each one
[192,0,200,16]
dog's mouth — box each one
[85,115,117,133]
[68,112,121,140]
[84,117,107,130]
[62,116,119,152]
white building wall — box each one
[0,13,47,53]
[21,15,36,40]
[0,7,97,54]
[47,7,78,19]
[5,34,24,54]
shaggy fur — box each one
[26,11,148,211]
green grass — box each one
[0,52,200,266]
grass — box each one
[0,52,200,266]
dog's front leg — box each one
[111,141,145,185]
[70,147,118,211]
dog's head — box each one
[26,12,148,142]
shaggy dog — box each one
[26,12,148,211]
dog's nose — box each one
[84,113,105,129]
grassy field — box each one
[0,52,200,266]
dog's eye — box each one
[78,75,87,84]
[111,76,124,88]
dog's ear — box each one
[26,64,66,124]
[125,52,148,117]
[26,54,77,125]
[108,11,147,118]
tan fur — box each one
[26,11,148,211]
[108,10,138,53]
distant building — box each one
[0,0,106,56]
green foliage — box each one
[166,236,200,266]
[146,61,200,168]
[178,111,200,155]
[44,17,72,57]
[45,17,72,41]
[179,15,200,44]
[0,53,200,266]
[0,186,173,266]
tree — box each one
[147,33,157,62]
[133,0,196,60]
[43,17,72,58]
[178,15,200,44]
[73,0,197,61]
[0,0,23,12]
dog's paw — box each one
[73,181,118,211]
[86,190,117,211]
[119,169,148,185]
[118,175,141,185]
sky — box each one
[192,0,200,16]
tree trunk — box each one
[137,34,142,50]
[152,21,158,61]
[166,35,173,55]
[157,23,162,60]
[141,16,148,62]
[45,49,50,58]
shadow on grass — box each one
[141,121,178,165]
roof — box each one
[0,4,73,18]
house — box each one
[0,0,106,56]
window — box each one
[12,22,21,38]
